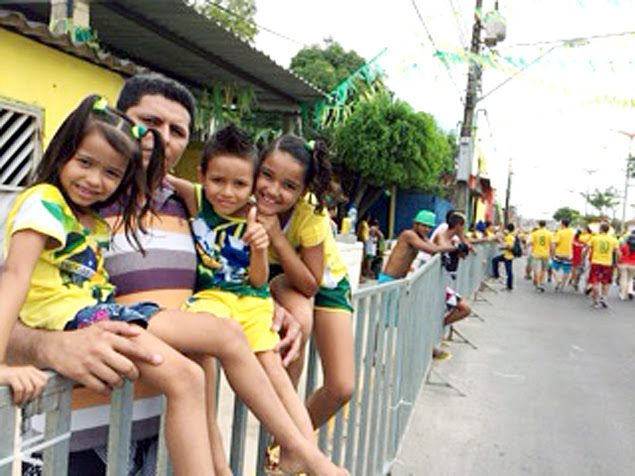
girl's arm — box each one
[243,207,269,287]
[258,214,323,297]
[0,229,50,403]
[165,174,197,217]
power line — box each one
[410,0,465,105]
[446,0,469,50]
[190,0,305,46]
[500,30,635,50]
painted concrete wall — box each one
[368,190,454,238]
[0,28,125,147]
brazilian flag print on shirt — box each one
[5,184,114,330]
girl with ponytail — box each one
[256,134,354,430]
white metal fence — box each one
[0,243,496,476]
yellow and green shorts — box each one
[184,289,279,352]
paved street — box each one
[393,262,635,476]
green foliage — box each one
[187,0,257,42]
[290,39,367,92]
[553,207,581,223]
[329,90,454,213]
[580,187,621,217]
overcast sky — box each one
[254,0,635,221]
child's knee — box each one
[162,355,206,396]
[215,318,250,358]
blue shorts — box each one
[378,272,397,284]
[552,257,572,274]
[65,301,161,330]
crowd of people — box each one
[0,73,351,475]
[522,218,635,308]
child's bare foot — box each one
[279,444,349,476]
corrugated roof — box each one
[90,0,324,113]
[0,8,146,76]
[2,0,326,113]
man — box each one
[530,220,552,292]
[8,73,300,474]
[586,222,620,308]
[431,212,472,326]
[551,218,574,291]
[492,223,516,290]
[379,209,455,282]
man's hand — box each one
[42,321,163,394]
[271,303,301,367]
[0,364,49,405]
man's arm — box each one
[406,230,455,254]
[7,321,163,394]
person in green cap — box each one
[378,209,457,283]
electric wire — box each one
[190,0,306,45]
[500,30,635,50]
[410,0,465,105]
[446,0,469,50]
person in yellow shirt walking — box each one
[492,223,516,290]
[552,219,574,291]
[585,222,621,308]
[531,220,553,292]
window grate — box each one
[0,101,42,191]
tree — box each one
[187,0,257,42]
[553,207,580,223]
[290,39,368,93]
[581,187,621,218]
[328,90,454,217]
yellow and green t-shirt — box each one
[5,184,113,330]
[588,233,619,266]
[503,233,515,260]
[553,227,574,258]
[531,227,553,258]
[270,194,348,288]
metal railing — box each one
[0,243,495,476]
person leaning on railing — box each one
[6,72,302,475]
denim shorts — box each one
[64,301,161,330]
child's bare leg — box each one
[270,276,314,386]
[148,311,347,475]
[132,329,214,475]
[257,350,314,441]
[189,353,230,476]
[306,309,354,429]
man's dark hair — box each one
[538,220,546,227]
[562,218,570,227]
[116,73,196,129]
[600,223,610,233]
[506,223,515,232]
[200,123,258,175]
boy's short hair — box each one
[116,72,196,129]
[506,223,515,232]
[448,212,466,229]
[201,123,258,174]
[562,218,571,227]
[538,220,546,227]
[600,223,610,233]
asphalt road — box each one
[392,261,635,476]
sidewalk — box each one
[392,262,635,476]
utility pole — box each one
[456,0,484,217]
[618,130,635,232]
[504,157,512,226]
